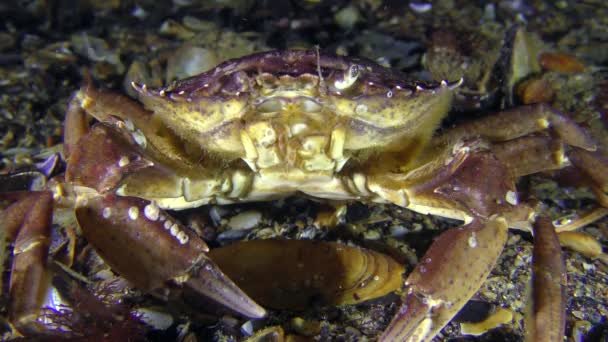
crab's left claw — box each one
[372,139,571,341]
[371,148,515,341]
[74,194,266,319]
[380,217,509,342]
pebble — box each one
[363,229,381,240]
[166,46,218,81]
[290,317,321,336]
[226,210,262,230]
[389,225,408,238]
[134,307,174,330]
[334,5,360,30]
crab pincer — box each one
[74,193,266,319]
[65,122,265,319]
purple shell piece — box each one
[34,153,62,177]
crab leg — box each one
[437,103,596,151]
[0,191,52,332]
[74,193,266,319]
[491,135,608,208]
[369,138,574,341]
[491,135,570,177]
[64,93,90,160]
[370,146,516,341]
[567,148,608,193]
[528,216,566,342]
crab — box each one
[2,49,607,341]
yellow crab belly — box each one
[244,169,357,201]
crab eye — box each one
[334,64,360,90]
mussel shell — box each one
[209,239,404,310]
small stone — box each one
[572,310,585,319]
[334,5,360,30]
[363,229,381,240]
[134,307,173,330]
[290,317,321,336]
[166,46,218,81]
[390,225,408,238]
[226,210,262,230]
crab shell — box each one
[103,50,462,211]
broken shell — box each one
[460,307,514,336]
[209,239,404,309]
[557,231,604,260]
[516,78,555,105]
[538,52,585,73]
[226,210,262,230]
[244,326,284,342]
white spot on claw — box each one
[118,156,130,167]
[170,223,179,237]
[177,231,189,245]
[506,190,518,205]
[102,207,112,219]
[468,232,478,248]
[164,220,172,230]
[128,206,139,220]
[144,202,160,221]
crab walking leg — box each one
[568,148,608,193]
[527,216,566,342]
[0,192,53,332]
[74,193,266,319]
[490,135,608,194]
[491,136,570,177]
[436,103,596,151]
[64,93,91,160]
[380,217,509,342]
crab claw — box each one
[74,193,266,319]
[380,217,508,342]
[372,149,517,341]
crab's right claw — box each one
[75,193,266,319]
